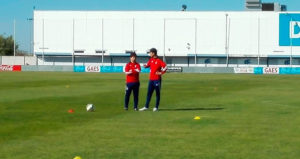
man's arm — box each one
[135,64,141,73]
[156,60,167,75]
[144,59,151,68]
[161,60,167,74]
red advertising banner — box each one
[13,65,21,71]
[0,65,22,72]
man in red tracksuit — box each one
[124,52,141,111]
[139,48,167,112]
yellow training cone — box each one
[74,156,82,159]
[194,116,201,120]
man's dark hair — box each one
[149,48,157,55]
[130,52,137,57]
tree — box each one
[0,35,19,56]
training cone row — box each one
[74,156,82,159]
[194,116,201,120]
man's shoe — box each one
[134,108,138,111]
[153,107,158,112]
[139,107,148,111]
[124,107,128,111]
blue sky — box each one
[0,0,298,51]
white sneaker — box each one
[139,107,148,111]
[153,108,158,112]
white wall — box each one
[1,56,36,65]
[34,11,300,57]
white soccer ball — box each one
[86,104,95,112]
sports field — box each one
[0,72,299,159]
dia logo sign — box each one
[290,21,300,38]
[279,13,300,46]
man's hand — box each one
[143,64,148,68]
[134,69,140,72]
[125,69,132,75]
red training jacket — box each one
[125,62,141,83]
[145,57,167,81]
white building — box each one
[34,10,300,67]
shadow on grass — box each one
[159,107,224,111]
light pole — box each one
[257,17,260,66]
[286,13,293,66]
[164,48,169,63]
[13,19,16,56]
[289,15,293,66]
[225,13,229,67]
[195,18,197,67]
[27,18,33,55]
[102,18,104,66]
[186,43,193,65]
[42,19,45,64]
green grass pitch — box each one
[0,72,299,159]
